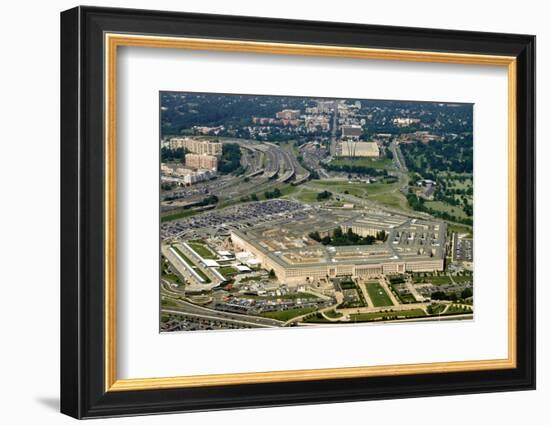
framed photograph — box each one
[60,6,536,419]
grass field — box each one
[325,309,343,318]
[308,178,413,212]
[161,270,182,285]
[218,266,238,278]
[172,246,211,283]
[294,189,320,203]
[259,184,298,200]
[350,308,426,322]
[365,282,394,307]
[161,209,200,223]
[369,191,407,210]
[330,157,394,170]
[413,274,453,285]
[309,179,400,197]
[428,303,447,315]
[187,241,217,259]
[447,222,473,237]
[425,200,469,220]
[391,286,417,304]
[236,292,319,301]
[445,304,473,314]
[302,313,331,323]
[160,298,178,308]
[308,180,365,197]
[260,307,317,321]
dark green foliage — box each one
[406,193,473,226]
[161,146,188,163]
[325,163,388,176]
[400,135,473,176]
[431,291,458,301]
[264,188,282,199]
[196,195,219,207]
[308,231,322,242]
[461,287,473,299]
[388,275,405,284]
[318,227,376,246]
[316,190,332,201]
[218,143,242,174]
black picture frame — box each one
[61,5,536,419]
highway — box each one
[161,296,285,328]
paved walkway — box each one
[378,277,400,306]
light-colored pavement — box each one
[405,275,426,302]
[379,277,400,306]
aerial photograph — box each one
[159,92,474,332]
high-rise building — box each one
[185,153,218,170]
[168,137,223,156]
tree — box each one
[268,269,276,279]
[308,231,321,242]
[461,287,473,299]
[316,190,332,201]
[376,230,387,241]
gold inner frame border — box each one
[104,33,517,392]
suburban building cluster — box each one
[161,138,222,185]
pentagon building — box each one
[231,211,446,285]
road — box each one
[163,309,280,328]
[161,293,285,328]
[329,105,338,157]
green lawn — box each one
[308,180,401,201]
[369,191,408,211]
[308,179,410,212]
[447,223,473,237]
[365,282,394,307]
[217,266,238,278]
[325,309,343,318]
[303,312,331,323]
[187,241,217,259]
[363,182,399,195]
[413,275,452,285]
[330,157,394,170]
[172,246,211,283]
[236,292,319,301]
[445,304,473,314]
[161,270,182,285]
[427,303,446,315]
[309,180,366,197]
[425,200,469,220]
[453,275,473,283]
[391,286,416,304]
[160,298,178,308]
[257,184,298,200]
[350,309,426,322]
[161,209,200,223]
[294,189,320,203]
[260,307,317,321]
